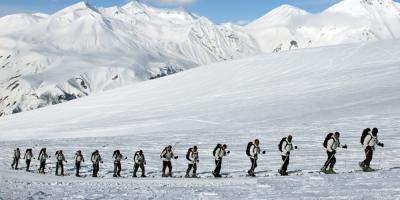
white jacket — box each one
[56,153,66,162]
[24,151,33,160]
[161,150,174,162]
[281,140,293,156]
[214,148,227,161]
[363,134,378,150]
[249,144,260,159]
[113,154,124,163]
[134,154,145,164]
[91,153,102,164]
[14,150,21,159]
[188,151,198,164]
[75,154,84,163]
[39,153,48,162]
[327,137,340,153]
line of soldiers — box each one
[10,127,384,177]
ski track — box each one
[0,122,399,200]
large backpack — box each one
[323,133,334,148]
[113,150,120,157]
[360,128,370,145]
[186,148,192,161]
[160,147,168,158]
[134,151,139,161]
[213,144,222,156]
[278,137,287,152]
[246,142,253,156]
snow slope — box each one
[0,1,258,117]
[0,40,399,199]
[1,0,400,118]
[246,0,400,52]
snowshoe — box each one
[327,169,337,174]
[185,174,190,178]
[248,170,255,177]
[213,172,222,178]
[278,169,288,176]
[141,174,146,178]
[113,174,118,177]
[162,173,167,177]
[359,162,366,170]
[192,174,198,178]
[363,167,375,172]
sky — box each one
[0,0,398,23]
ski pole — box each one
[324,153,335,169]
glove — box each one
[197,160,199,163]
[227,151,230,154]
[144,161,147,165]
[342,144,348,149]
[125,157,128,160]
[287,152,290,156]
[174,156,179,159]
[332,150,336,154]
[294,146,298,149]
[378,143,384,147]
[262,150,266,154]
[100,161,103,164]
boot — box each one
[192,173,197,178]
[162,173,167,177]
[364,166,374,172]
[133,174,137,177]
[141,174,146,178]
[359,162,366,170]
[185,173,190,178]
[320,167,327,173]
[327,168,336,174]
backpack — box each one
[113,150,120,157]
[246,142,253,156]
[134,151,139,161]
[213,144,222,156]
[360,128,370,145]
[160,147,168,158]
[278,137,287,152]
[186,148,192,161]
[323,133,334,148]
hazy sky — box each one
[0,0,399,23]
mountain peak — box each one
[122,0,148,11]
[54,1,98,15]
[269,4,308,15]
[325,0,398,15]
[246,4,308,28]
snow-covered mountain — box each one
[0,1,258,117]
[1,0,400,117]
[246,0,400,52]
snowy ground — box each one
[1,40,400,199]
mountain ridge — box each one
[0,0,399,117]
